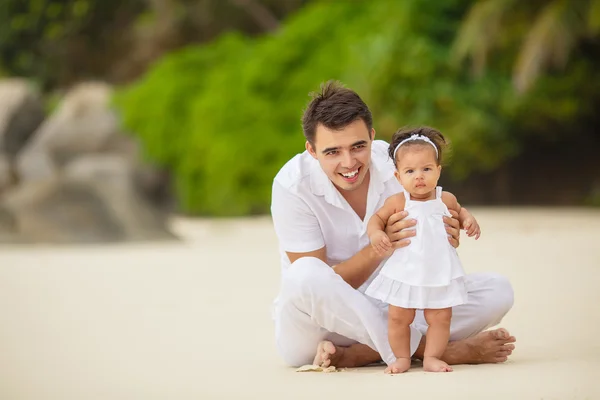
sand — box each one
[0,208,599,399]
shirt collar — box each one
[309,160,344,208]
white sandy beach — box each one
[0,208,599,399]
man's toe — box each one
[493,328,510,339]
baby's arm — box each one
[367,193,405,256]
[441,191,481,240]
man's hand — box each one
[369,231,393,258]
[444,210,461,248]
[384,211,417,249]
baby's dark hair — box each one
[388,126,448,166]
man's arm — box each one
[273,181,420,289]
[271,180,326,253]
[286,245,384,290]
[287,196,412,289]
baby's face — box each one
[394,145,441,197]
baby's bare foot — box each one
[384,357,411,374]
[423,356,453,372]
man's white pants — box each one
[274,257,514,367]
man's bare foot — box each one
[423,356,453,372]
[445,328,516,365]
[313,341,338,367]
[312,341,381,368]
[384,357,411,374]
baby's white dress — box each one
[366,186,468,309]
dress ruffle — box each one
[365,273,468,309]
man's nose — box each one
[341,151,354,168]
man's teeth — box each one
[341,170,359,178]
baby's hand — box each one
[462,216,481,240]
[370,231,393,257]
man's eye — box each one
[353,145,365,150]
[326,151,337,156]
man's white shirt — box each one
[271,140,403,295]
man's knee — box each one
[277,345,313,368]
[283,257,333,295]
[485,273,514,317]
[287,256,329,279]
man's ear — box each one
[371,128,376,141]
[306,141,317,159]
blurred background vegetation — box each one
[2,0,599,216]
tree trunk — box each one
[230,0,280,32]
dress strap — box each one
[436,186,443,199]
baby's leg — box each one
[385,305,415,374]
[423,308,453,372]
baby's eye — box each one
[406,169,413,174]
[424,167,431,171]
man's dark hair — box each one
[302,80,373,147]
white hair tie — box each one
[392,134,439,160]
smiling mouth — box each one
[339,167,361,181]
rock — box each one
[1,81,176,244]
[0,205,19,243]
[0,79,45,158]
[0,155,12,192]
[64,154,176,241]
[2,178,126,243]
[133,165,174,211]
[1,154,176,243]
[16,82,123,181]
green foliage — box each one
[0,0,308,89]
[453,0,600,93]
[0,0,142,88]
[116,0,599,215]
[0,0,89,84]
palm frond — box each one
[451,0,517,76]
[513,0,575,93]
[588,0,600,35]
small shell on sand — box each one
[295,364,337,373]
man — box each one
[270,81,515,369]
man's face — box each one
[394,145,441,197]
[307,119,374,193]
